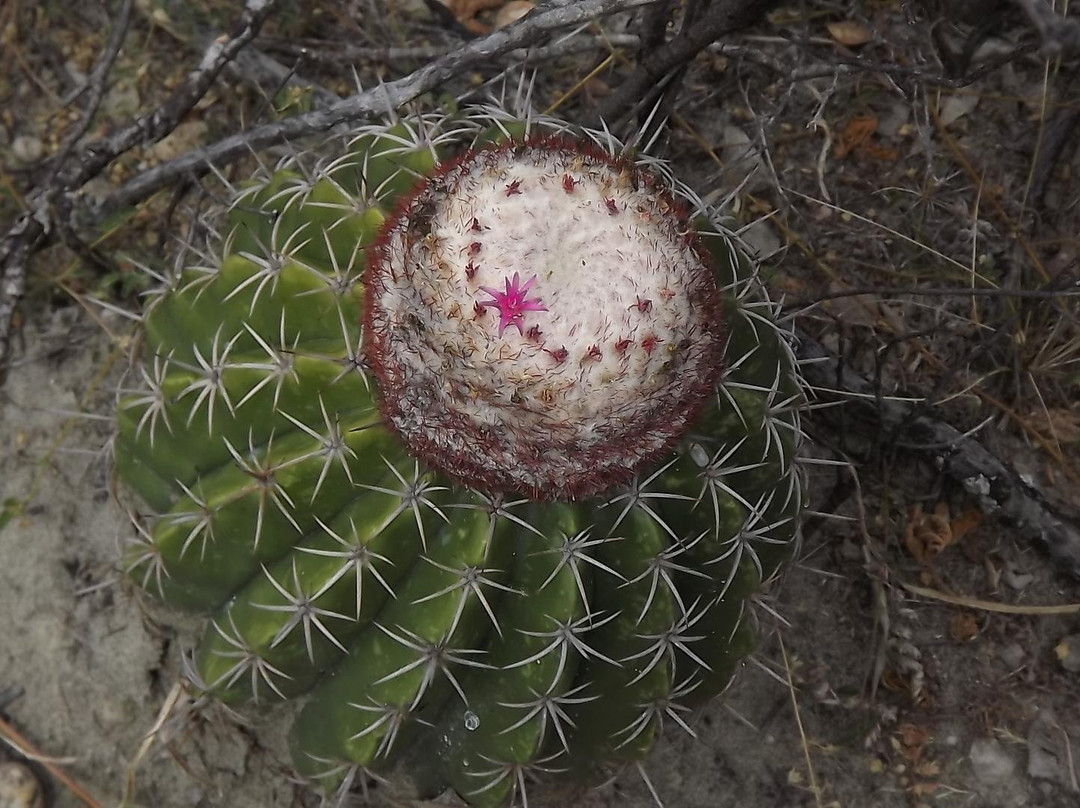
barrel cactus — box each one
[114,102,805,806]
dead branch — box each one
[592,0,783,128]
[81,0,661,222]
[51,0,135,172]
[798,333,1080,581]
[0,0,283,384]
[1014,0,1080,57]
[133,2,340,109]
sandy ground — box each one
[2,307,1079,808]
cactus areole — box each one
[114,108,805,808]
[366,138,725,501]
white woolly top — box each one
[367,141,722,500]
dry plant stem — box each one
[0,713,103,808]
[58,0,282,192]
[51,0,136,173]
[778,634,823,808]
[0,0,283,383]
[637,0,679,52]
[263,33,643,67]
[901,582,1080,614]
[264,34,1032,90]
[1015,0,1080,57]
[1028,66,1080,205]
[136,3,340,110]
[929,83,1053,282]
[793,285,1080,308]
[798,333,1080,580]
[592,0,782,127]
[90,0,662,221]
[121,681,186,807]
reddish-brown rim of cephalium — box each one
[363,134,726,502]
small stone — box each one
[0,761,45,808]
[969,738,1016,785]
[719,125,769,193]
[1027,711,1067,783]
[1055,634,1080,673]
[939,93,980,127]
[997,642,1025,670]
[101,82,141,119]
[1001,562,1034,590]
[739,218,782,261]
[144,120,207,165]
[11,135,44,165]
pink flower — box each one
[478,272,547,336]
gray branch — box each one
[58,0,283,190]
[52,0,136,171]
[0,0,282,382]
[798,333,1080,580]
[85,0,660,223]
[1014,0,1080,58]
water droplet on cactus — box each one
[463,711,480,731]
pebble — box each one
[1056,634,1080,673]
[1027,711,1066,783]
[11,135,44,165]
[1001,562,1034,591]
[969,738,1016,785]
[997,642,1025,670]
[0,761,45,808]
[719,124,770,194]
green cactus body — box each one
[115,107,805,806]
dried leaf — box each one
[916,760,942,777]
[822,283,882,326]
[880,668,909,693]
[910,780,939,797]
[494,0,533,28]
[904,502,954,565]
[834,115,878,159]
[827,20,873,47]
[949,610,979,643]
[950,507,983,542]
[898,723,932,762]
[443,0,505,34]
[939,93,980,127]
[856,141,899,162]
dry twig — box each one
[0,0,283,383]
[0,713,103,808]
[799,333,1080,580]
[901,582,1080,614]
[592,0,782,128]
[1015,0,1080,57]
